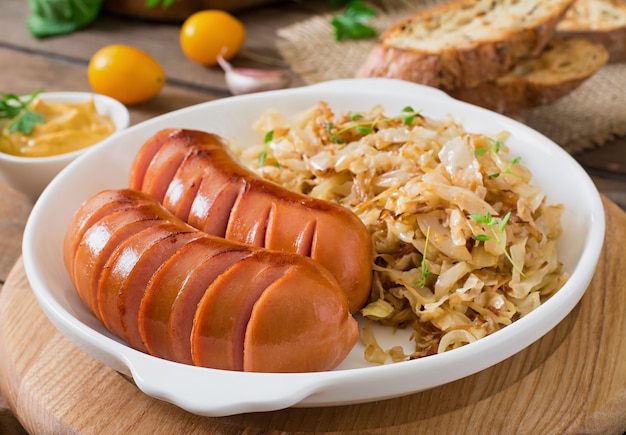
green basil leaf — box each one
[26,0,103,38]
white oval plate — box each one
[22,78,605,417]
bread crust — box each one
[448,37,609,114]
[357,0,576,90]
[556,0,626,62]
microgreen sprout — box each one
[469,211,525,276]
[328,106,419,143]
[418,226,431,287]
[258,130,274,166]
[0,89,45,135]
[475,137,523,179]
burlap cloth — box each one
[276,0,626,154]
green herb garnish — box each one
[469,211,525,276]
[475,137,523,179]
[26,0,102,38]
[418,226,431,287]
[0,89,45,135]
[329,106,418,143]
[330,0,378,42]
[145,0,180,7]
[258,130,274,166]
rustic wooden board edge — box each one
[0,197,624,434]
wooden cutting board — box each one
[0,197,625,435]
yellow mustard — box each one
[0,98,116,157]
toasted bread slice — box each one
[448,37,609,114]
[357,0,575,90]
[556,0,626,62]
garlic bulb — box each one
[217,54,291,96]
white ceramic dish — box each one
[22,79,605,417]
[0,91,129,201]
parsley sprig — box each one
[469,211,525,276]
[330,0,378,42]
[0,89,45,135]
[327,106,418,143]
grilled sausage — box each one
[64,188,358,373]
[129,128,373,313]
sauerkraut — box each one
[234,101,568,363]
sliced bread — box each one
[448,37,609,114]
[556,0,626,62]
[356,0,576,90]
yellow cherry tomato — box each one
[88,44,166,105]
[180,10,246,66]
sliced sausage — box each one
[162,151,205,222]
[128,129,179,190]
[138,237,249,362]
[64,189,142,281]
[72,207,163,316]
[190,254,291,370]
[130,128,374,313]
[66,189,176,294]
[96,223,201,351]
[244,260,359,373]
[168,248,251,365]
[133,129,210,202]
[64,188,358,373]
[192,180,243,238]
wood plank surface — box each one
[0,0,323,93]
[0,181,31,435]
[0,0,625,432]
[0,197,624,434]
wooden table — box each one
[0,1,625,433]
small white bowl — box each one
[0,92,129,202]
